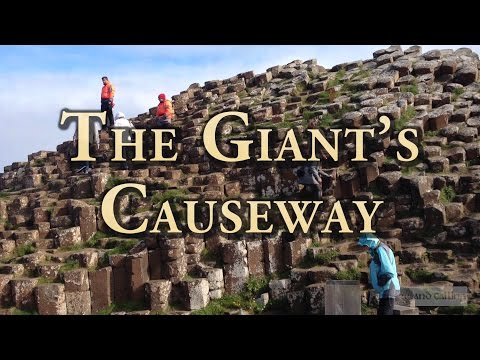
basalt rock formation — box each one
[1,45,480,315]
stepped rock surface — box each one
[1,45,480,315]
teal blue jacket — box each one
[358,234,400,298]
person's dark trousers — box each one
[101,99,114,129]
[306,184,323,200]
[156,115,171,129]
[121,147,131,170]
[378,298,395,315]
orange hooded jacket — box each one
[156,93,174,118]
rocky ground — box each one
[1,45,479,315]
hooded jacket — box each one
[156,94,174,119]
[113,112,134,142]
[358,233,400,298]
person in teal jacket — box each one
[358,233,400,315]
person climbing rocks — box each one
[296,145,333,200]
[154,93,174,128]
[113,112,135,170]
[296,124,335,200]
[296,161,328,200]
[101,76,115,129]
[357,233,400,315]
[72,118,101,174]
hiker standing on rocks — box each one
[358,233,400,315]
[101,76,115,129]
[113,112,134,170]
[154,93,174,128]
[72,119,101,174]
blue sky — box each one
[1,45,479,171]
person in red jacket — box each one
[155,93,174,128]
[101,76,115,129]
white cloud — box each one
[1,45,479,171]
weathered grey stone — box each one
[308,266,338,283]
[376,54,393,66]
[286,290,306,314]
[222,241,248,294]
[11,278,38,311]
[35,283,67,315]
[399,245,427,264]
[0,274,13,307]
[146,280,171,311]
[284,238,309,268]
[378,104,401,120]
[0,240,16,257]
[343,111,363,128]
[422,190,441,207]
[377,172,402,193]
[183,279,209,310]
[91,173,109,198]
[451,108,470,122]
[246,240,265,276]
[446,147,466,163]
[457,127,477,143]
[198,267,224,290]
[305,283,325,314]
[444,203,463,222]
[89,267,113,313]
[63,268,89,292]
[428,156,450,173]
[0,264,25,276]
[454,66,478,86]
[65,291,91,315]
[413,60,439,75]
[52,226,82,248]
[465,143,480,160]
[127,250,149,303]
[269,279,291,301]
[396,217,424,238]
[360,107,378,123]
[424,146,442,158]
[263,235,285,275]
[423,50,441,61]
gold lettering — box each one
[150,201,181,233]
[397,129,419,161]
[257,129,273,161]
[322,201,352,233]
[274,201,323,233]
[353,201,384,233]
[275,129,305,161]
[344,129,375,161]
[112,129,146,161]
[203,111,253,162]
[308,129,341,161]
[185,201,215,234]
[59,110,106,161]
[151,129,178,161]
[220,200,243,233]
[101,183,147,234]
[246,201,273,233]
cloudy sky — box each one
[0,45,478,171]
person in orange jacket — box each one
[101,76,115,129]
[155,93,174,128]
